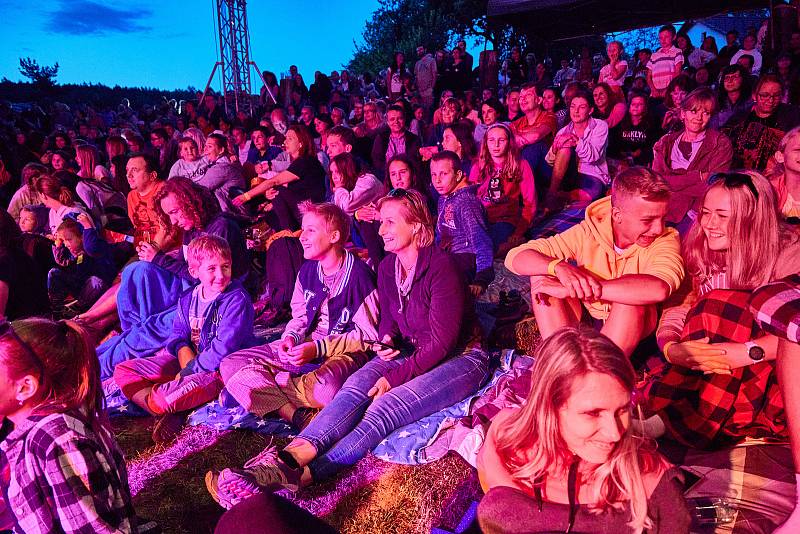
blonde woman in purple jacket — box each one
[206,188,490,508]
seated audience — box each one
[711,65,753,129]
[645,171,800,449]
[0,318,136,532]
[219,202,378,428]
[608,90,660,168]
[506,167,684,357]
[169,137,205,180]
[234,125,326,231]
[592,82,627,129]
[34,174,90,235]
[470,123,537,252]
[511,83,558,190]
[440,121,478,176]
[48,216,116,319]
[371,105,422,178]
[657,74,695,134]
[477,326,690,534]
[724,74,800,171]
[196,133,246,213]
[205,189,489,509]
[597,41,628,96]
[329,152,385,216]
[114,235,255,443]
[543,89,610,214]
[96,177,248,379]
[749,275,800,533]
[652,87,733,233]
[7,162,48,223]
[474,97,505,145]
[431,151,494,295]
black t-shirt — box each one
[608,114,660,165]
[286,156,326,202]
[0,247,49,320]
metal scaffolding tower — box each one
[217,0,251,115]
[201,0,274,116]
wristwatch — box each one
[744,341,765,362]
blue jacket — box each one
[166,279,256,374]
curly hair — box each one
[154,176,220,232]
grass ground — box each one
[113,417,480,534]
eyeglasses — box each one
[708,172,759,199]
[756,92,782,101]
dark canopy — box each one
[488,0,771,40]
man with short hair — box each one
[299,105,317,137]
[718,30,741,66]
[371,105,421,177]
[414,45,438,113]
[506,167,684,356]
[457,40,473,73]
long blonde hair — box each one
[683,171,788,289]
[494,327,663,532]
[476,123,523,185]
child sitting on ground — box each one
[430,151,494,296]
[113,234,256,443]
[219,202,379,429]
[48,215,117,319]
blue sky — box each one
[0,0,379,90]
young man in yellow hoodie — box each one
[505,166,684,356]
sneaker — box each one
[207,445,301,509]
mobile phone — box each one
[365,339,397,351]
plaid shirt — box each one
[646,289,785,449]
[0,410,135,534]
[749,274,800,342]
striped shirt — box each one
[647,46,683,91]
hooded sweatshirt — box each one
[505,196,684,320]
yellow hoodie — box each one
[505,197,685,320]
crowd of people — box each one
[4,19,800,534]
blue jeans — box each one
[299,348,489,482]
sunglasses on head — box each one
[0,321,42,375]
[387,187,411,199]
[708,172,759,199]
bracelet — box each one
[547,258,563,277]
[663,341,677,361]
[243,192,252,201]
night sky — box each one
[1,0,379,90]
